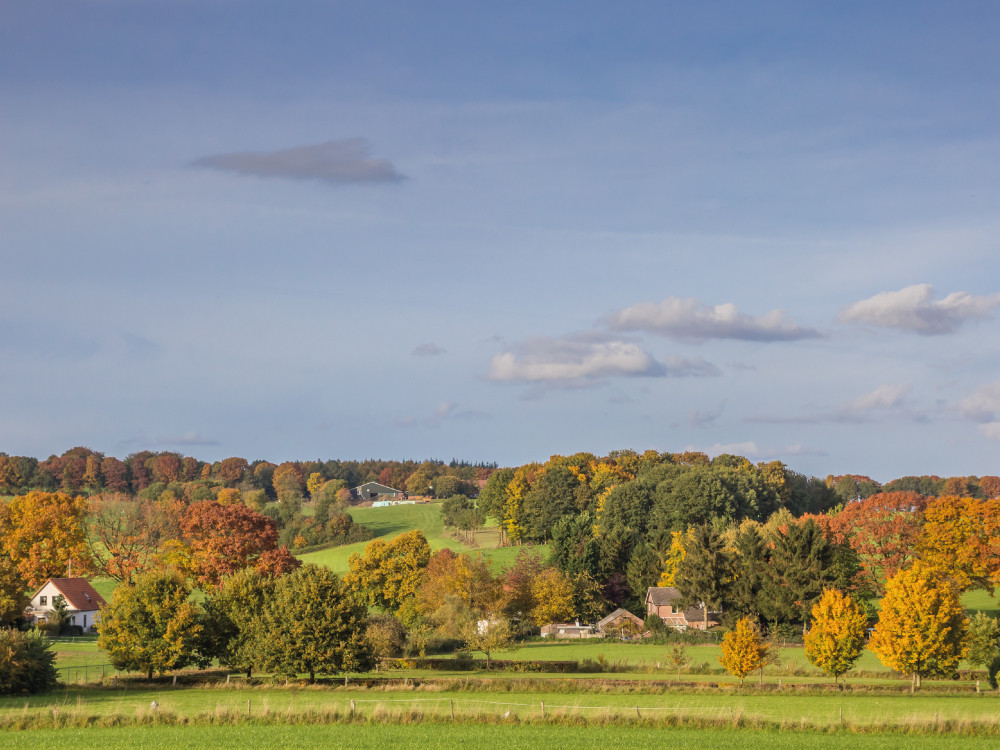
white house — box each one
[26,578,107,632]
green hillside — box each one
[297,501,547,574]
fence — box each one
[57,663,113,685]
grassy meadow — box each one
[297,502,548,573]
[4,723,997,750]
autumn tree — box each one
[217,457,249,486]
[803,589,867,685]
[256,564,372,681]
[97,570,205,680]
[0,556,28,625]
[414,549,500,625]
[719,616,769,686]
[822,491,925,596]
[463,616,518,669]
[272,462,305,502]
[344,530,431,612]
[0,491,92,588]
[172,501,299,588]
[869,563,967,692]
[86,494,160,583]
[917,495,993,591]
[529,568,576,626]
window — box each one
[40,596,47,606]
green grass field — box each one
[3,723,995,750]
[298,502,547,574]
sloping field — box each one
[298,502,547,574]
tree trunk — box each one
[147,668,153,680]
[910,673,916,694]
[309,670,315,683]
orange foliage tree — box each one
[171,501,299,588]
[820,491,926,596]
[719,616,769,685]
[0,491,92,588]
[917,495,995,591]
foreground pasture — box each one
[2,723,996,750]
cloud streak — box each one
[412,343,446,357]
[193,138,404,184]
[747,384,917,424]
[397,402,491,428]
[606,297,821,342]
[486,333,719,384]
[839,284,1000,335]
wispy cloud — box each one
[747,384,917,424]
[412,342,446,357]
[958,382,1000,440]
[688,401,726,428]
[839,284,1000,335]
[486,332,719,384]
[692,441,827,460]
[193,138,404,184]
[397,401,491,428]
[605,297,821,342]
[119,431,220,448]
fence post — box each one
[450,699,455,720]
[350,699,355,717]
[839,706,843,724]
[247,700,251,716]
[635,705,641,719]
[541,701,545,718]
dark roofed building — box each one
[350,481,403,502]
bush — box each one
[0,629,58,695]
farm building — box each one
[350,481,404,502]
[645,587,720,630]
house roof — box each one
[645,587,682,605]
[597,607,644,630]
[33,578,107,611]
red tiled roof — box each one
[37,579,107,611]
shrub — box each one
[0,628,58,695]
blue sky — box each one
[2,1,999,480]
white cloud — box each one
[193,138,404,184]
[839,284,1000,335]
[691,441,827,460]
[605,297,821,342]
[980,423,1000,441]
[486,333,720,383]
[958,382,1000,423]
[747,384,917,424]
[842,384,912,413]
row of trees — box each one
[98,566,370,681]
[722,564,997,693]
[0,448,495,501]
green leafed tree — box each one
[97,570,205,680]
[257,564,373,681]
[966,611,1000,688]
[0,629,58,695]
[673,523,731,629]
[201,567,275,678]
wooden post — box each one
[113,674,118,687]
[541,701,545,718]
[350,699,356,716]
[977,680,980,693]
[247,700,251,716]
[839,706,843,723]
[729,707,734,721]
[450,699,455,720]
[227,674,231,684]
[635,705,641,719]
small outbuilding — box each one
[350,481,404,502]
[596,607,647,639]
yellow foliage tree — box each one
[529,568,575,626]
[719,616,769,685]
[918,495,993,591]
[343,530,431,611]
[0,491,92,588]
[658,530,687,587]
[306,472,325,500]
[803,589,867,685]
[869,563,968,692]
[216,487,241,506]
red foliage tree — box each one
[822,491,926,596]
[217,457,249,486]
[178,501,298,588]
